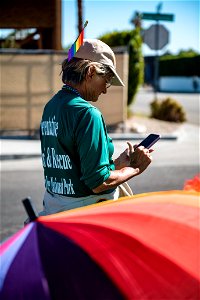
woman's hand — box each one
[114,141,138,169]
[93,142,153,194]
[114,141,154,170]
[127,141,153,175]
[114,148,130,170]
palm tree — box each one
[77,0,83,34]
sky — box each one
[63,0,199,56]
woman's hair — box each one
[61,57,113,85]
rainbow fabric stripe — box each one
[68,30,84,61]
[68,21,88,61]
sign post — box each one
[141,3,174,95]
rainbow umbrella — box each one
[0,191,199,299]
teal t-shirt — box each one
[40,86,115,197]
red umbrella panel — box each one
[0,190,200,299]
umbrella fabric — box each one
[0,190,200,299]
[184,173,200,192]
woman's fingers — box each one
[126,141,133,157]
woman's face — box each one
[84,67,113,102]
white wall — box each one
[159,76,200,92]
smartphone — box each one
[135,134,161,149]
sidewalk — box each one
[0,115,182,160]
[108,115,181,140]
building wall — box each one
[0,51,129,131]
[159,76,200,92]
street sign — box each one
[142,13,174,22]
[143,24,169,50]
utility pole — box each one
[154,2,163,96]
[141,2,174,97]
[77,0,83,34]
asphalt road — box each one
[1,164,199,242]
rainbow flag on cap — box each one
[68,21,88,61]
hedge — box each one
[159,55,200,77]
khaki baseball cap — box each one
[74,39,124,87]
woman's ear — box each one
[86,65,96,81]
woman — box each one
[39,39,152,215]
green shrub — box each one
[150,97,187,123]
[128,30,144,106]
[98,29,143,106]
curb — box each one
[109,133,178,141]
[0,154,41,161]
